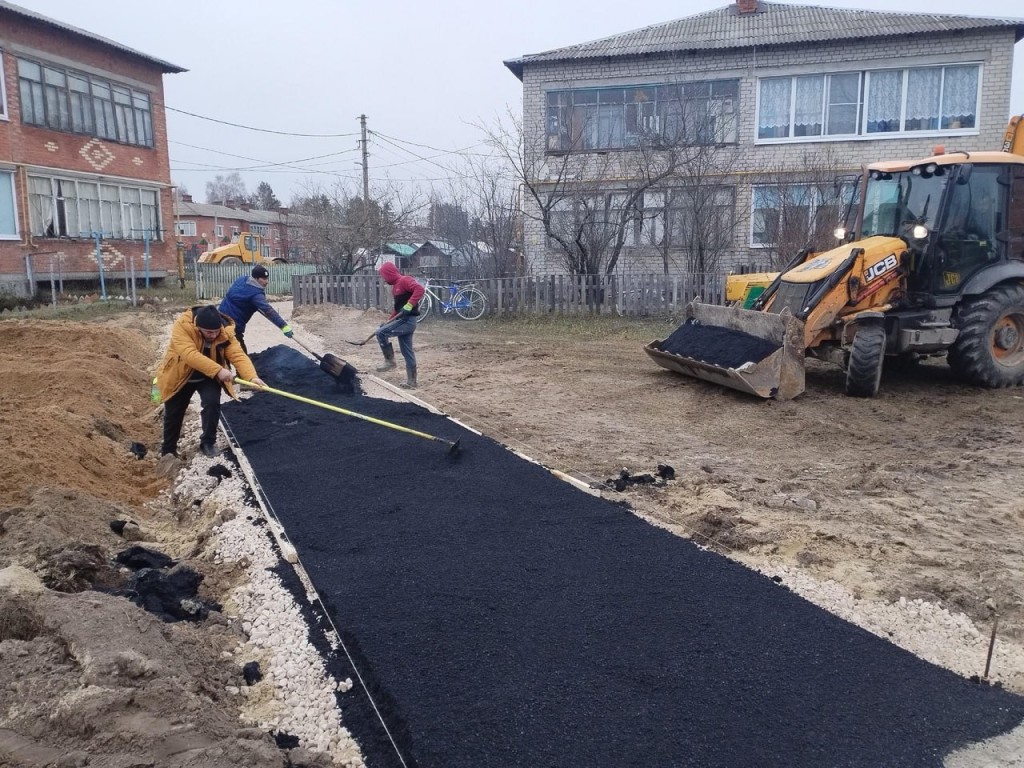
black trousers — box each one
[161,376,222,455]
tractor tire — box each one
[220,256,241,265]
[948,284,1024,387]
[845,323,886,397]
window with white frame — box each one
[27,174,161,239]
[758,63,979,141]
[0,51,9,120]
[215,224,224,238]
[751,183,855,248]
[176,221,196,237]
[546,79,739,152]
[250,224,270,237]
[668,187,735,253]
[0,171,18,238]
[17,56,153,146]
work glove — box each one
[398,303,414,317]
[281,324,294,338]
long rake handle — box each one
[235,377,456,449]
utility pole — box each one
[359,114,370,205]
[358,114,374,267]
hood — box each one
[379,262,401,284]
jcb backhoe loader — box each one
[646,115,1024,399]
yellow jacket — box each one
[154,307,258,403]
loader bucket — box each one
[644,301,806,400]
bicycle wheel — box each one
[416,293,433,323]
[454,287,486,320]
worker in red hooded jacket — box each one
[375,262,425,388]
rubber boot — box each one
[376,344,396,372]
[400,365,418,389]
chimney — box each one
[181,193,193,203]
[737,0,759,13]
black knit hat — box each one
[252,265,269,279]
[195,305,223,330]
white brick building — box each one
[504,0,1024,277]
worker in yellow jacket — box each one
[154,305,266,458]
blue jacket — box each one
[218,276,288,336]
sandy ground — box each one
[1,298,1023,766]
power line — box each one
[164,104,360,138]
[369,130,490,157]
[169,140,360,172]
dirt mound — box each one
[0,316,320,767]
[0,319,164,506]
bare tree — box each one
[171,183,190,202]
[292,180,425,274]
[487,95,740,278]
[749,146,858,270]
[205,172,247,205]
[432,148,523,279]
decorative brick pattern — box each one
[78,138,116,171]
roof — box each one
[503,2,1024,79]
[0,0,186,74]
[176,200,292,225]
[385,243,420,257]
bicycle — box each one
[416,279,487,322]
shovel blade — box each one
[320,353,358,395]
[319,353,348,377]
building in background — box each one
[0,0,184,296]
[173,196,303,264]
[505,0,1024,278]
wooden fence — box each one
[194,263,318,300]
[293,272,727,317]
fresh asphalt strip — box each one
[224,346,1024,768]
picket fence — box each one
[193,262,318,300]
[293,272,727,317]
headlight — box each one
[912,224,929,239]
[834,227,847,240]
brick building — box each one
[0,1,184,296]
[173,196,304,263]
[505,0,1024,276]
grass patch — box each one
[0,281,195,322]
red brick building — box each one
[174,196,303,263]
[0,2,184,296]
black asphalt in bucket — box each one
[661,318,779,368]
[224,347,1024,767]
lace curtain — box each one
[794,77,823,137]
[906,68,941,130]
[942,66,978,128]
[759,79,791,138]
[866,70,901,133]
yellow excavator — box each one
[646,115,1024,399]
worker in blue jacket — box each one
[218,264,293,353]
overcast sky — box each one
[19,0,1024,205]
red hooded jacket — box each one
[379,263,425,319]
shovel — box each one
[235,378,461,456]
[342,331,378,347]
[291,337,357,393]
